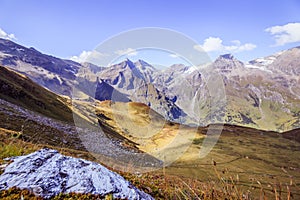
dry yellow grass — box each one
[1,124,298,199]
[92,101,300,199]
[94,101,201,164]
[1,98,299,199]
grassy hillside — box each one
[1,98,299,199]
[94,101,300,199]
[1,126,288,200]
[0,66,74,123]
[222,75,300,132]
[0,66,96,152]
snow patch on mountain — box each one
[244,63,273,73]
[249,50,285,67]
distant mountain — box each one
[81,62,105,74]
[213,54,244,73]
[134,59,158,82]
[130,83,187,121]
[151,50,300,131]
[0,39,185,123]
[211,52,300,131]
[97,59,187,123]
[0,39,80,79]
[0,38,300,131]
[0,39,81,95]
[98,59,149,94]
[250,46,300,76]
[0,38,104,96]
[153,64,194,90]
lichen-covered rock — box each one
[0,148,153,200]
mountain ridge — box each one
[1,38,300,131]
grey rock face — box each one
[95,78,130,102]
[0,149,154,200]
[98,59,187,123]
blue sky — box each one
[0,0,300,66]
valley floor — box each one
[1,99,299,199]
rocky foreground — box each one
[0,148,153,200]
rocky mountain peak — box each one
[213,53,244,72]
[219,53,234,60]
[123,58,135,69]
[166,64,190,72]
[134,59,152,67]
[81,62,104,73]
[267,46,300,75]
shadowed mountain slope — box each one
[0,65,74,123]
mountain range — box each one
[0,38,300,199]
[0,38,300,132]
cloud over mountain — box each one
[115,48,138,56]
[70,50,108,63]
[265,22,300,46]
[0,28,16,40]
[195,37,256,53]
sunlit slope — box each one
[94,101,300,198]
[94,101,201,163]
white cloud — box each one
[194,37,256,53]
[114,48,138,56]
[70,50,108,63]
[195,37,223,52]
[169,53,179,58]
[0,28,16,40]
[265,22,300,46]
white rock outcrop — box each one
[0,148,153,200]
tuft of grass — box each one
[192,137,204,145]
[0,129,39,161]
[0,187,42,200]
[0,187,119,200]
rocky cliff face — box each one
[130,83,187,122]
[0,149,154,200]
[95,78,130,102]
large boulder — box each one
[0,148,153,200]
